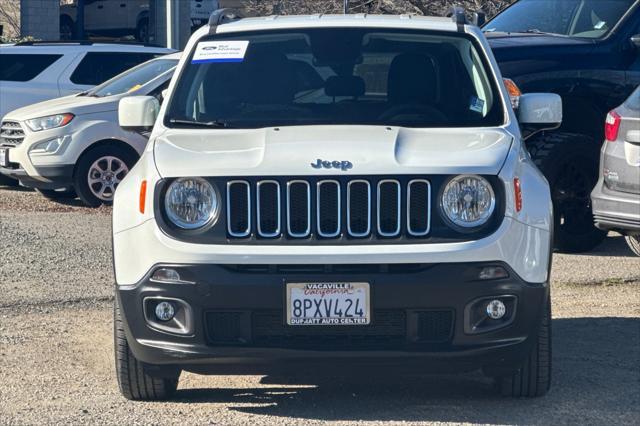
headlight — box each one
[25,113,74,132]
[441,175,496,228]
[164,178,219,229]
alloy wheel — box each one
[87,156,129,202]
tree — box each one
[244,0,514,18]
[0,0,20,39]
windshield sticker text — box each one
[192,41,250,64]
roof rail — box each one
[208,8,244,34]
[448,6,468,32]
[14,40,164,48]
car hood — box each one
[153,126,513,178]
[4,93,120,120]
[485,32,595,49]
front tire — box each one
[495,295,552,397]
[74,145,137,207]
[114,299,180,401]
[625,235,640,257]
[60,15,76,40]
[527,132,606,253]
[135,18,149,43]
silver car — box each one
[591,86,640,256]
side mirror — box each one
[119,96,160,132]
[631,34,640,50]
[518,93,562,140]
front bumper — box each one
[591,180,640,234]
[0,164,74,189]
[117,262,549,376]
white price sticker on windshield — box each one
[192,40,249,64]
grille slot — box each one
[227,181,251,237]
[317,180,341,238]
[347,180,371,237]
[377,180,401,237]
[407,180,431,236]
[257,181,281,237]
[287,181,311,238]
[0,121,25,146]
[415,310,454,343]
[205,312,247,344]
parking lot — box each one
[0,185,638,425]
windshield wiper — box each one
[78,91,99,97]
[522,29,566,37]
[168,118,234,128]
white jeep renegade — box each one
[113,9,560,400]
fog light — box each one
[486,300,506,320]
[479,266,509,280]
[155,301,175,322]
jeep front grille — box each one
[0,121,25,146]
[226,177,431,240]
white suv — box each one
[0,41,174,121]
[0,53,180,206]
[60,0,220,41]
[113,10,560,400]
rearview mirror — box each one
[631,34,640,50]
[518,93,562,140]
[119,96,160,132]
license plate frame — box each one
[0,148,8,167]
[285,282,371,326]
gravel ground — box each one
[1,187,639,425]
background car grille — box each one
[0,121,25,146]
[226,177,431,240]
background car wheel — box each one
[625,235,640,256]
[135,18,149,43]
[114,299,180,401]
[495,295,551,397]
[74,145,137,207]
[0,173,19,187]
[60,15,76,40]
[37,188,77,200]
[527,132,606,253]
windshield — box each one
[485,0,636,38]
[88,58,178,98]
[624,86,640,110]
[166,29,505,129]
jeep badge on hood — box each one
[311,159,353,171]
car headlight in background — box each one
[441,175,496,228]
[29,135,70,156]
[164,178,219,229]
[25,113,74,132]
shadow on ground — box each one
[575,234,638,258]
[172,317,639,424]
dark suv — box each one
[485,0,640,252]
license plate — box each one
[0,148,7,167]
[286,282,370,326]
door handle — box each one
[97,5,103,9]
[120,3,126,7]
